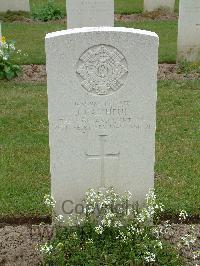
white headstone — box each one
[0,22,2,41]
[45,27,158,217]
[0,0,30,12]
[177,0,200,62]
[67,0,114,29]
[144,0,175,12]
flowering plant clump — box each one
[0,36,22,80]
[40,188,182,265]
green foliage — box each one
[31,0,64,21]
[0,38,22,80]
[177,60,200,75]
[41,189,182,266]
[0,61,21,80]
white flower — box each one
[180,233,196,247]
[86,238,93,244]
[40,243,53,254]
[55,215,64,222]
[151,227,160,239]
[193,250,200,260]
[159,220,172,235]
[44,194,56,207]
[72,232,78,239]
[179,210,188,221]
[144,252,156,263]
[114,221,123,228]
[95,225,103,235]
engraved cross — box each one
[85,135,120,188]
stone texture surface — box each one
[45,27,158,218]
[0,0,30,12]
[177,0,200,62]
[144,0,175,12]
[67,0,114,29]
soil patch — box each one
[0,223,199,265]
[13,64,200,84]
[115,11,178,23]
[2,11,178,24]
[158,64,200,80]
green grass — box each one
[0,83,50,217]
[156,80,200,215]
[0,80,199,217]
[116,21,178,63]
[2,20,178,64]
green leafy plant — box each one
[40,188,182,265]
[177,60,200,75]
[31,0,64,22]
[0,36,22,80]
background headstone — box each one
[177,0,200,62]
[0,0,30,12]
[67,0,114,29]
[46,27,158,218]
[0,22,2,41]
[144,0,175,12]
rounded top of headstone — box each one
[46,27,159,40]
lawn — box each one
[0,83,50,217]
[0,80,199,218]
[2,20,177,64]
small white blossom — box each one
[44,194,56,208]
[55,215,64,223]
[179,210,188,221]
[144,252,156,263]
[95,225,103,235]
[40,243,53,254]
[181,233,197,247]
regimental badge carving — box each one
[76,45,128,95]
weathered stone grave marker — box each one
[67,0,114,28]
[0,22,2,41]
[45,27,158,217]
[0,0,30,12]
[144,0,175,12]
[177,0,200,62]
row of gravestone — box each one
[0,0,176,13]
[0,0,199,62]
[68,0,200,63]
